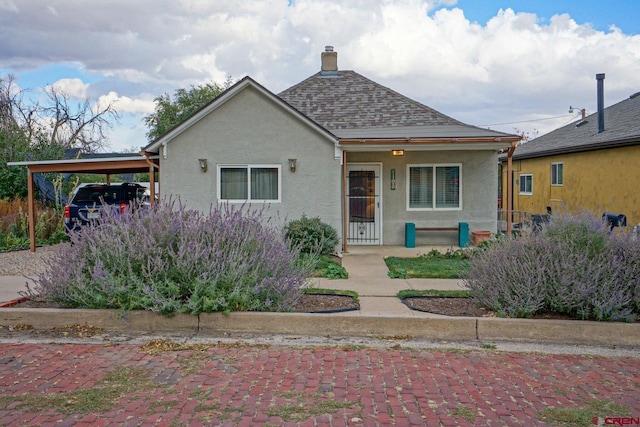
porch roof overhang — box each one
[7,155,159,252]
[334,125,520,152]
[7,156,157,174]
[338,136,521,152]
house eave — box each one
[507,135,640,161]
[339,136,520,152]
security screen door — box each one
[346,164,381,245]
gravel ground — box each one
[0,244,62,276]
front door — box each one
[346,164,381,245]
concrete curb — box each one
[477,317,640,346]
[2,307,639,346]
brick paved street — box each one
[0,341,638,426]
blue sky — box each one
[1,0,638,151]
[443,0,639,34]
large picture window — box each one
[519,174,533,195]
[218,165,280,202]
[407,164,461,210]
[551,162,563,186]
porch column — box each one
[342,150,348,253]
[27,168,36,252]
[506,143,516,235]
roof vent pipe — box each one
[596,73,605,133]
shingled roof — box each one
[512,92,640,160]
[277,69,512,140]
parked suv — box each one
[64,182,147,232]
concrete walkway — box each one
[0,276,34,306]
[307,245,467,317]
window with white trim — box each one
[551,162,563,186]
[407,164,461,210]
[218,165,281,202]
[519,174,533,195]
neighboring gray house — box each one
[142,47,519,249]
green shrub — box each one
[0,199,67,251]
[35,201,312,315]
[313,255,348,279]
[285,214,340,255]
[465,211,640,321]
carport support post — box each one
[27,168,36,252]
[149,164,156,203]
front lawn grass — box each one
[384,256,470,279]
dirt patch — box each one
[403,297,494,317]
[293,293,359,313]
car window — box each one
[73,187,120,204]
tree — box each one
[144,78,233,142]
[1,74,119,199]
[513,127,539,143]
[2,75,119,153]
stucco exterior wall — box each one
[159,86,343,239]
[501,145,640,225]
[348,150,499,246]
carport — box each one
[7,155,159,252]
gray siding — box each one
[159,86,343,240]
[348,150,498,245]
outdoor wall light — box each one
[198,158,208,173]
[288,158,297,173]
[390,168,396,190]
[391,150,404,156]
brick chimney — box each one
[321,46,338,75]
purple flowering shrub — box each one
[465,212,640,321]
[35,200,312,315]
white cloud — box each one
[97,91,156,115]
[48,78,89,99]
[1,0,639,145]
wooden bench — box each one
[405,222,469,248]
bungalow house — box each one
[500,74,640,227]
[142,47,520,250]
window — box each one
[519,174,533,195]
[407,164,461,210]
[218,165,281,202]
[551,162,563,185]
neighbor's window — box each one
[407,164,461,210]
[218,165,280,202]
[519,174,533,195]
[551,162,563,186]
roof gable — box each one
[143,76,336,153]
[513,93,640,159]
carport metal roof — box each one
[7,155,159,252]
